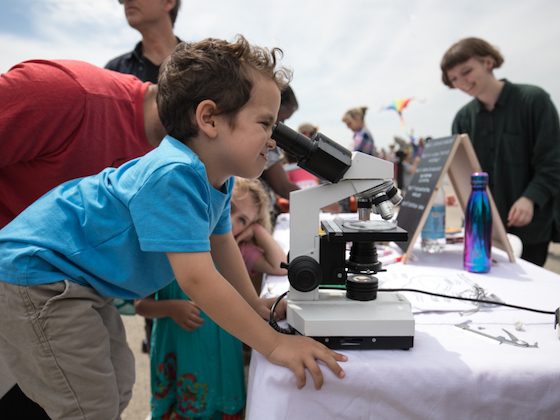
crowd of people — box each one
[0,1,559,419]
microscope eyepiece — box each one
[271,122,352,183]
[271,123,315,160]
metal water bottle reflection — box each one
[464,172,492,273]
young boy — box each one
[0,36,346,419]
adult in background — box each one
[260,86,300,200]
[106,0,182,83]
[441,37,560,266]
[106,0,182,354]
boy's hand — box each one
[256,296,287,320]
[265,334,347,389]
[168,300,204,331]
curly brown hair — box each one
[157,35,292,142]
[440,37,504,88]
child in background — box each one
[0,36,346,419]
[136,281,246,419]
[342,106,376,156]
[232,177,288,291]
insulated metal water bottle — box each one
[464,172,492,273]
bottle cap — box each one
[471,172,488,187]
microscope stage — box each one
[287,290,414,350]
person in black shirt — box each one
[441,37,560,266]
[106,0,182,83]
[106,0,183,354]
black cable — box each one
[268,291,296,334]
[377,288,555,315]
[268,286,557,335]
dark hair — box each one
[440,37,504,88]
[277,85,299,122]
[157,35,292,142]
[170,0,181,26]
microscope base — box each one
[287,290,414,350]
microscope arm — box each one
[289,179,387,260]
[289,151,394,261]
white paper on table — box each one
[379,268,491,313]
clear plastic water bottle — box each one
[421,186,446,253]
[464,172,492,273]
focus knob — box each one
[287,256,322,292]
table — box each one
[246,214,560,420]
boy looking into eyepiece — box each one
[0,36,346,419]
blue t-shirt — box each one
[0,136,232,299]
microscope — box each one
[271,123,414,350]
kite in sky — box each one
[382,97,414,126]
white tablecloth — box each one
[246,214,560,420]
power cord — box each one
[268,287,559,334]
[268,291,296,334]
[378,287,556,315]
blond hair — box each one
[342,106,368,123]
[233,177,272,232]
[297,123,318,136]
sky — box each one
[1,0,559,151]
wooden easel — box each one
[397,134,515,263]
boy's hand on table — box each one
[265,334,347,389]
[168,300,204,331]
[258,296,287,320]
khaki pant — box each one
[0,280,135,420]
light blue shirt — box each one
[0,136,232,299]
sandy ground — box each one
[121,316,151,420]
[121,203,560,419]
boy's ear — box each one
[195,100,219,138]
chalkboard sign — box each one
[396,136,455,254]
[395,134,514,263]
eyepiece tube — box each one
[272,122,352,183]
[271,122,315,160]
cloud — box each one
[1,0,559,150]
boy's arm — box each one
[210,232,270,318]
[250,224,288,276]
[167,251,347,389]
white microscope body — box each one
[272,123,414,350]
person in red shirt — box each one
[0,59,167,229]
[0,58,166,417]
